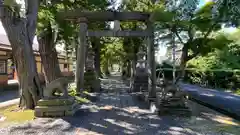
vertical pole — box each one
[147,21,156,98]
[76,18,87,94]
[172,32,176,83]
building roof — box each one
[0,34,39,51]
[0,22,65,53]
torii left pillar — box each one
[76,18,87,94]
[147,21,156,99]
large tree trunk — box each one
[37,25,62,83]
[0,0,42,109]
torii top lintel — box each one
[59,10,151,21]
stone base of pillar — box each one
[131,68,148,92]
[35,97,78,117]
[84,69,100,92]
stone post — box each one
[147,21,156,98]
[76,18,87,94]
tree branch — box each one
[188,22,218,60]
[174,30,185,44]
[188,24,194,42]
[203,22,217,39]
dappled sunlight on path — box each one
[0,75,239,135]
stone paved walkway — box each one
[0,74,239,135]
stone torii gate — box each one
[60,10,156,99]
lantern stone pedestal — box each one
[132,48,148,94]
[156,80,191,116]
[84,47,100,92]
[34,78,78,117]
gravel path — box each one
[0,75,239,135]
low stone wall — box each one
[38,71,75,84]
[0,83,19,91]
[0,72,75,92]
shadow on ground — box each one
[2,75,240,135]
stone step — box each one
[35,109,77,117]
[159,107,190,111]
[158,108,191,116]
[37,98,75,106]
[35,103,78,117]
[35,103,77,112]
[161,97,184,101]
[159,104,189,108]
[158,102,186,106]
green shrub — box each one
[67,83,90,103]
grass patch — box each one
[75,96,90,104]
[83,91,90,95]
[0,105,34,127]
[68,83,91,104]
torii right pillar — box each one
[147,21,156,100]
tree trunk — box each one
[1,9,42,109]
[91,37,102,78]
[1,1,42,109]
[74,40,78,81]
[104,59,110,76]
[179,45,188,80]
[37,28,62,83]
[127,60,131,77]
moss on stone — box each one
[75,96,90,104]
[37,98,74,106]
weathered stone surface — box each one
[34,110,44,117]
[35,97,77,117]
[44,112,65,117]
[37,98,75,106]
[84,70,99,92]
[35,105,74,112]
[132,72,148,92]
[156,80,191,116]
[43,77,69,98]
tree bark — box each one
[126,60,131,77]
[0,0,42,109]
[91,37,102,78]
[104,59,110,76]
[179,45,188,80]
[37,25,62,83]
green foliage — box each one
[235,89,240,95]
[186,30,240,91]
[150,6,176,22]
[100,38,125,73]
[68,83,90,103]
[37,0,110,52]
[212,0,240,26]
